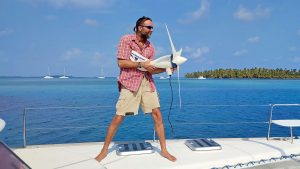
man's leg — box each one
[151,108,177,162]
[95,115,124,162]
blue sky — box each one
[0,0,300,77]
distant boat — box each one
[159,76,167,79]
[198,67,206,80]
[43,75,53,79]
[59,67,69,79]
[98,67,105,79]
[43,67,54,79]
[198,76,206,80]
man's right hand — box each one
[141,60,156,73]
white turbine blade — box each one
[178,48,182,56]
[165,24,176,55]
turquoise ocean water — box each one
[0,77,300,147]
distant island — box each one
[185,68,300,79]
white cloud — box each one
[0,57,8,63]
[25,0,113,9]
[90,52,103,65]
[84,18,98,26]
[247,36,260,43]
[0,51,8,63]
[61,48,82,61]
[178,0,210,24]
[0,29,14,37]
[234,5,271,22]
[256,6,272,17]
[234,7,253,21]
[291,56,300,63]
[184,46,210,59]
[288,46,298,52]
[61,48,106,67]
[233,49,248,56]
[155,46,166,56]
[45,15,57,21]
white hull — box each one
[59,67,69,79]
[43,76,54,79]
[13,137,300,169]
[198,76,206,80]
[44,67,53,79]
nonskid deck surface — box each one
[246,158,300,169]
[14,138,300,169]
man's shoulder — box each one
[120,34,136,41]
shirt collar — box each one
[131,34,150,47]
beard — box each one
[141,31,151,39]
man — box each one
[95,16,176,162]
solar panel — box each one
[185,138,222,151]
[0,141,31,169]
[116,141,154,156]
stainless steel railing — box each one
[22,106,114,147]
[22,104,290,148]
[267,103,300,142]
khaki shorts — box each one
[116,77,160,116]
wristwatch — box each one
[137,62,142,68]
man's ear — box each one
[138,26,142,31]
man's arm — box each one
[150,68,166,74]
[118,59,140,68]
[118,59,172,74]
[118,59,156,71]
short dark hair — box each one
[133,16,152,32]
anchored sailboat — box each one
[43,67,54,79]
[198,76,206,80]
[98,67,105,79]
[198,67,206,79]
[59,67,69,79]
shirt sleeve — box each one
[117,36,131,60]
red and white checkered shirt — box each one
[117,34,156,92]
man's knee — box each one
[112,115,124,125]
[152,108,163,123]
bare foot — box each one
[95,151,107,162]
[161,151,177,162]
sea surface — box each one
[0,77,300,148]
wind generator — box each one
[130,25,187,75]
[130,25,188,135]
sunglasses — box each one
[140,25,154,30]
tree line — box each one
[185,68,300,79]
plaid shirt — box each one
[117,34,156,92]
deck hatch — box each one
[185,138,222,151]
[116,141,154,156]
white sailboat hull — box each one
[13,138,300,169]
[43,76,54,79]
[59,76,69,79]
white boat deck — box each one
[14,137,300,169]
